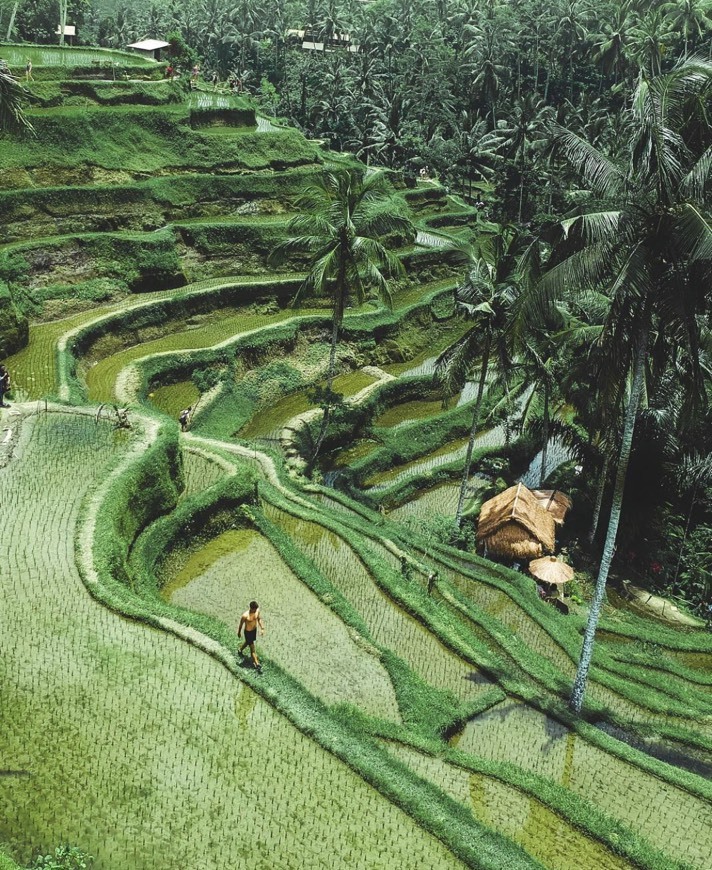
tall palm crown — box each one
[436,228,524,527]
[278,169,411,379]
[545,57,712,413]
[537,57,712,712]
[272,169,411,461]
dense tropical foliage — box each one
[531,57,712,709]
[3,0,710,224]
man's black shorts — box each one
[244,628,257,644]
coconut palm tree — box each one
[0,59,32,134]
[629,7,675,77]
[436,228,526,528]
[498,94,555,222]
[271,169,412,462]
[535,57,712,713]
[662,0,712,61]
[592,0,636,84]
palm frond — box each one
[287,212,334,237]
[675,203,712,261]
[550,123,625,198]
[269,233,331,267]
[435,327,481,396]
[521,239,615,324]
[680,144,712,201]
[297,246,339,302]
[0,61,33,135]
[560,211,622,244]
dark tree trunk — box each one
[673,482,698,585]
[310,257,346,463]
[587,451,609,548]
[539,377,549,487]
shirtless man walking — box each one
[238,600,265,671]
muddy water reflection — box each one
[457,700,712,868]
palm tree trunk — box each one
[59,0,68,45]
[503,376,512,446]
[310,257,346,465]
[587,451,609,547]
[516,56,521,97]
[454,338,491,529]
[6,1,18,40]
[570,323,649,713]
[309,313,339,464]
[672,482,698,585]
[539,377,549,487]
[325,313,339,389]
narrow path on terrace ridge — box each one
[0,409,467,870]
[182,437,712,868]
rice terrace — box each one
[0,5,711,869]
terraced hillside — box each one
[1,44,711,870]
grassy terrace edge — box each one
[93,424,697,870]
[68,407,546,870]
[307,486,712,755]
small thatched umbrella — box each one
[529,555,574,585]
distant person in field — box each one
[0,365,11,407]
[211,71,219,90]
[166,64,174,81]
[179,406,192,432]
[25,60,33,81]
[238,600,265,671]
[190,64,200,88]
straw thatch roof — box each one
[531,489,572,526]
[529,556,575,585]
[477,483,556,560]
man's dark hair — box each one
[250,600,258,611]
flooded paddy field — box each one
[3,64,711,869]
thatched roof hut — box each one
[531,489,572,526]
[477,483,556,560]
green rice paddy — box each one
[163,527,402,719]
[364,437,470,487]
[239,369,377,440]
[0,45,153,68]
[149,380,200,419]
[374,395,460,429]
[2,52,711,870]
